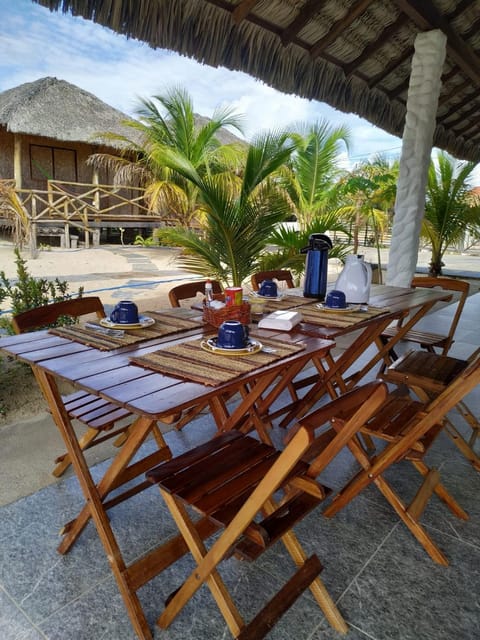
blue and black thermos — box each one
[301,233,333,299]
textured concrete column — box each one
[387,30,446,286]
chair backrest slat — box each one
[168,280,223,307]
[12,296,106,334]
[251,270,294,291]
[411,276,470,354]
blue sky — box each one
[0,0,478,182]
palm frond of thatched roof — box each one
[33,0,480,163]
[0,76,137,147]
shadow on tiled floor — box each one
[1,295,479,640]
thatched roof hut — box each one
[34,0,480,163]
[0,76,136,147]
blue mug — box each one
[259,279,278,297]
[217,320,249,349]
[325,290,347,309]
[110,300,139,324]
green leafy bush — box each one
[0,248,84,334]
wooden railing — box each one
[0,180,180,256]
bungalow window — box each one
[30,144,78,182]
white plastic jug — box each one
[334,254,372,303]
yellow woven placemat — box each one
[49,311,200,351]
[299,305,389,328]
[130,337,305,386]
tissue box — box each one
[257,310,303,331]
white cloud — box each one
[0,0,478,184]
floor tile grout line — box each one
[0,584,49,640]
[335,521,402,606]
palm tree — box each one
[156,131,297,286]
[88,87,245,225]
[281,120,351,230]
[422,152,480,276]
[338,156,398,281]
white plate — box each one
[201,338,263,356]
[100,315,155,330]
[316,304,360,313]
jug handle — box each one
[362,260,372,281]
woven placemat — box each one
[49,311,200,351]
[130,337,305,386]
[299,305,389,328]
[260,295,312,312]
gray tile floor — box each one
[1,294,480,640]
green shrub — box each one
[0,248,84,334]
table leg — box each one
[35,369,158,640]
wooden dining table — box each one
[0,284,451,639]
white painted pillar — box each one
[386,30,447,286]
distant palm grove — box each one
[90,87,480,285]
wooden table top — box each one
[0,285,449,421]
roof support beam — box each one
[309,0,375,59]
[344,14,408,76]
[454,119,479,137]
[438,89,480,123]
[281,0,326,46]
[232,0,259,24]
[442,100,480,129]
[393,0,480,86]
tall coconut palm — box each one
[281,120,351,230]
[88,87,245,225]
[156,131,297,286]
[422,152,480,276]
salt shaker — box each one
[205,279,214,307]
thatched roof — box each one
[0,76,243,149]
[0,76,137,147]
[34,0,480,163]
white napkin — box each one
[257,310,303,331]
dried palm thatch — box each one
[0,76,140,147]
[33,0,480,163]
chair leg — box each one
[409,459,468,520]
[443,417,480,472]
[324,468,451,566]
[373,475,450,566]
[280,528,347,633]
[157,491,244,636]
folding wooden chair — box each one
[381,276,469,356]
[322,352,480,565]
[146,381,388,638]
[250,269,295,291]
[168,279,223,307]
[381,347,480,470]
[13,296,165,477]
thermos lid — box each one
[301,233,332,253]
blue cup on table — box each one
[110,300,139,324]
[217,320,249,349]
[259,279,278,297]
[325,290,347,309]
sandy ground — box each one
[0,241,189,310]
[0,241,196,426]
